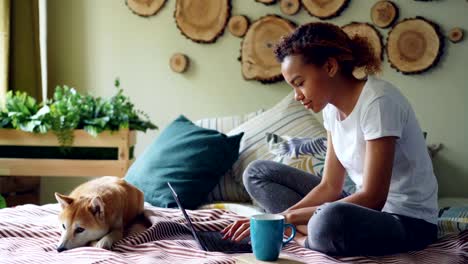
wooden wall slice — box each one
[228,15,250,38]
[448,28,464,43]
[255,0,277,5]
[126,0,167,17]
[371,0,398,28]
[170,53,189,73]
[301,0,350,20]
[241,15,296,83]
[174,0,231,43]
[280,0,301,16]
[342,22,383,79]
[387,17,443,74]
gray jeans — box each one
[243,160,437,256]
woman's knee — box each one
[242,160,276,188]
[306,202,352,254]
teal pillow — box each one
[125,115,244,209]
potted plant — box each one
[0,79,157,177]
[0,194,5,209]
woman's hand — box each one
[281,207,317,225]
[220,218,250,242]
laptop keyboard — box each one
[197,231,252,253]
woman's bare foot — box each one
[292,232,307,247]
[296,225,308,235]
[284,225,307,247]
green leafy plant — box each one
[0,91,50,133]
[0,194,6,208]
[0,79,157,147]
[48,85,83,146]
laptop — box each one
[167,182,252,253]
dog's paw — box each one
[88,240,99,247]
[93,236,114,250]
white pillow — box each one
[227,92,326,202]
[195,110,265,202]
[194,110,264,134]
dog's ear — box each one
[55,192,73,209]
[89,196,105,219]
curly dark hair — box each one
[274,22,381,76]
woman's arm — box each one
[338,136,395,210]
[285,136,396,225]
[283,131,346,214]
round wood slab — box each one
[280,0,301,16]
[342,22,383,79]
[228,15,249,38]
[126,0,167,17]
[371,0,398,28]
[170,53,189,73]
[387,17,443,74]
[255,0,277,5]
[448,27,464,43]
[240,15,296,83]
[174,0,231,43]
[302,0,350,20]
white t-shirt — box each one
[323,76,438,224]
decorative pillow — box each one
[194,109,264,134]
[438,206,468,238]
[125,115,244,209]
[267,133,327,177]
[195,110,265,202]
[226,92,326,202]
[266,133,357,195]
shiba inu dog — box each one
[55,176,144,252]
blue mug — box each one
[250,214,296,261]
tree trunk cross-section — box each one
[301,0,350,20]
[240,15,296,84]
[342,22,383,80]
[387,17,443,74]
[371,0,398,28]
[175,0,231,44]
[126,0,167,17]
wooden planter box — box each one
[0,129,136,177]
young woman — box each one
[221,22,438,256]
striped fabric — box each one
[0,203,467,264]
[227,92,326,202]
[438,206,468,238]
[195,110,265,203]
[198,202,263,217]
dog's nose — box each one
[57,246,67,252]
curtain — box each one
[0,0,9,106]
[9,0,44,101]
[0,0,46,206]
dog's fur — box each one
[55,176,144,252]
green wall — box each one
[41,0,468,204]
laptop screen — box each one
[167,182,206,250]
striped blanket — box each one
[0,204,467,264]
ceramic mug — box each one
[250,214,296,261]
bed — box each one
[2,94,466,263]
[0,203,466,264]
